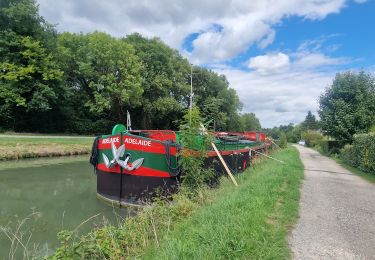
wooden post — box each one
[211,142,238,187]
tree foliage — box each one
[340,133,375,173]
[124,34,189,129]
[57,32,143,122]
[0,0,63,131]
[319,71,375,141]
[239,113,261,131]
[302,111,319,130]
[0,1,258,134]
[303,130,323,147]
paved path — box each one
[289,145,375,260]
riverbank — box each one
[0,135,94,160]
[50,146,304,259]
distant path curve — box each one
[289,145,375,259]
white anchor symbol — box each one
[102,142,144,171]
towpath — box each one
[289,145,375,260]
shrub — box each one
[179,107,214,191]
[68,119,114,135]
[278,131,287,148]
[303,130,323,147]
[319,140,346,155]
[340,133,375,173]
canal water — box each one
[0,156,127,259]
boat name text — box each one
[102,137,120,144]
[101,137,151,146]
[124,138,151,146]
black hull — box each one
[203,151,250,186]
[97,151,251,206]
[97,169,180,206]
[204,151,250,174]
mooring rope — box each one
[249,148,285,164]
[270,139,281,150]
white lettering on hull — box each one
[101,137,151,147]
[102,137,120,144]
[124,138,151,147]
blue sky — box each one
[272,1,374,68]
[38,0,375,127]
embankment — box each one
[0,135,93,160]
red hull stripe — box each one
[98,135,177,156]
[97,163,171,178]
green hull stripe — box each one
[98,149,177,172]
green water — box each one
[0,156,127,259]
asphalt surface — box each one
[289,145,375,260]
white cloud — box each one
[293,52,347,69]
[220,40,352,127]
[248,52,290,74]
[214,66,333,127]
[291,37,349,69]
[257,30,276,49]
[37,0,348,63]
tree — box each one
[319,71,375,141]
[57,32,143,123]
[0,0,64,131]
[191,67,242,131]
[124,33,190,129]
[263,123,301,143]
[201,97,227,130]
[286,124,303,143]
[302,111,318,130]
[239,113,261,131]
[0,2,248,134]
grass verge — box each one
[49,146,303,259]
[336,159,375,184]
[0,136,93,160]
[315,147,375,184]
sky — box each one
[37,0,375,128]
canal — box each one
[0,156,127,259]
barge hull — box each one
[97,169,180,205]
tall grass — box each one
[144,146,303,259]
[0,211,42,260]
[48,146,303,259]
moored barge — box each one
[90,124,270,206]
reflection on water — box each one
[0,156,128,258]
[0,155,89,170]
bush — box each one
[286,130,299,143]
[340,133,375,173]
[68,119,114,135]
[319,140,346,155]
[278,131,287,148]
[303,130,323,147]
[179,107,214,191]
